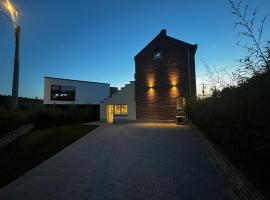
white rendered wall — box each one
[44,77,110,105]
[100,81,136,121]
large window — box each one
[51,85,76,101]
[114,105,128,115]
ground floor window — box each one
[114,104,128,115]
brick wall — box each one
[134,30,197,120]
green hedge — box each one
[187,71,270,184]
[0,105,99,135]
[34,106,99,129]
[0,107,33,135]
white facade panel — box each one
[44,77,110,105]
[100,81,136,121]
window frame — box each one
[153,47,162,60]
[50,85,76,101]
[113,104,128,116]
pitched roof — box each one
[134,29,197,59]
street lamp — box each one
[0,0,20,110]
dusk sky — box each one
[0,0,269,98]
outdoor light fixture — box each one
[2,0,18,24]
[0,0,20,110]
[170,84,179,98]
[147,73,155,88]
[169,73,178,86]
[147,80,155,88]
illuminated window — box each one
[153,47,161,60]
[114,105,128,115]
[51,85,75,101]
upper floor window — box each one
[153,47,161,60]
[51,85,76,101]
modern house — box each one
[44,29,197,123]
[100,29,197,122]
[44,77,117,105]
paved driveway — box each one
[0,123,233,200]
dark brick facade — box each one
[134,29,197,120]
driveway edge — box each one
[191,124,267,200]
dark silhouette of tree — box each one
[229,0,269,81]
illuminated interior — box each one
[114,104,128,115]
[107,105,114,123]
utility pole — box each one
[0,0,20,110]
[202,83,206,99]
[199,83,207,99]
[11,25,20,110]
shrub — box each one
[0,104,99,135]
[34,106,99,129]
[0,107,33,135]
[188,71,270,183]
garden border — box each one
[192,124,267,200]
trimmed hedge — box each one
[0,107,33,135]
[187,71,270,186]
[34,106,99,129]
[0,105,99,135]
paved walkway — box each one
[0,123,233,200]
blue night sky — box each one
[0,0,269,98]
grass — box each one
[0,124,98,189]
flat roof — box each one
[44,76,110,85]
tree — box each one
[229,0,269,81]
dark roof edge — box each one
[166,36,197,48]
[134,30,198,59]
[44,76,110,85]
[134,30,166,59]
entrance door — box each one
[107,105,114,123]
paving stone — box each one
[0,123,233,200]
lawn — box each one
[0,124,98,189]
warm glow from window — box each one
[114,105,128,115]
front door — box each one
[107,105,114,123]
